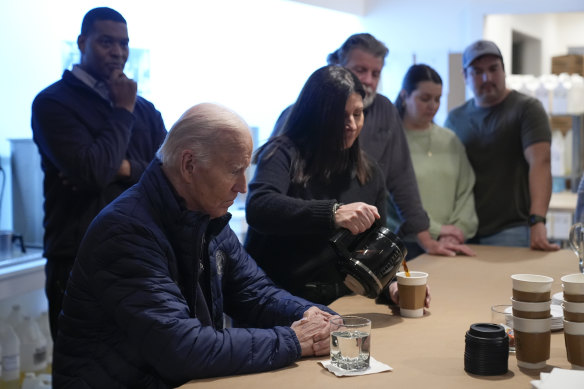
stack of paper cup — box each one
[510,274,553,369]
[561,273,584,369]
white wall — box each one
[0,0,364,229]
[484,13,584,75]
[2,0,584,230]
[293,0,366,15]
[361,0,584,125]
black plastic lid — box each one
[467,323,506,339]
[464,323,509,376]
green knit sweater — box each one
[403,123,478,240]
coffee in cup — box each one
[396,271,428,318]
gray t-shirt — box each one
[444,90,551,237]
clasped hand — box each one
[291,307,338,357]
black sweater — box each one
[244,138,387,297]
[31,70,167,260]
[272,94,429,236]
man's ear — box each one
[179,150,196,183]
[77,34,86,54]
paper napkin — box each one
[530,368,584,388]
[319,357,393,376]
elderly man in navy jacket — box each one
[53,103,336,388]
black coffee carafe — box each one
[330,226,407,299]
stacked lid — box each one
[464,323,509,375]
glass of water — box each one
[330,315,371,371]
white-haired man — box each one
[54,103,336,387]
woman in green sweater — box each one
[394,64,477,258]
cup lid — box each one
[468,323,507,339]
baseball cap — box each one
[462,40,503,69]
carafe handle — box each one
[330,228,353,259]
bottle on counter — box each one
[5,305,23,330]
[36,373,51,389]
[551,130,566,193]
[16,316,47,383]
[36,312,52,374]
[21,372,38,389]
[21,372,51,389]
[0,322,21,389]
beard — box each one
[476,82,504,105]
[363,85,376,108]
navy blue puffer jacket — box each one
[53,159,331,388]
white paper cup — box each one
[511,274,553,302]
[564,319,584,334]
[563,320,584,369]
[562,274,584,302]
[512,316,552,332]
[510,298,551,319]
[563,301,584,313]
[512,316,551,369]
[562,301,584,322]
[396,271,428,318]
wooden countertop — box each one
[180,245,582,389]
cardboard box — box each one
[551,54,584,76]
[550,115,573,135]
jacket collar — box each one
[138,159,231,241]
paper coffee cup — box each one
[510,298,551,319]
[562,274,584,302]
[396,271,428,318]
[512,316,551,369]
[511,274,553,302]
[562,301,584,323]
[563,320,584,369]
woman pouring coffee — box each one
[244,65,429,308]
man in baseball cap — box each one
[444,40,559,252]
[462,40,503,69]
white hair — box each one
[157,103,249,169]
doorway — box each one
[511,30,542,76]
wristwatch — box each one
[528,214,546,227]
